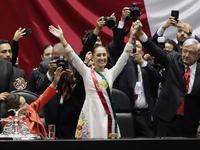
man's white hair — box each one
[183,39,200,53]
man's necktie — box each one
[62,80,70,100]
[177,66,190,115]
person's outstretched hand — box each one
[49,25,63,39]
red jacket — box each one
[2,85,57,137]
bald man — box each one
[152,16,200,53]
[36,42,84,139]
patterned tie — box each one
[177,66,190,115]
[62,80,70,100]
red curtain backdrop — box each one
[0,0,150,80]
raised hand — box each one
[49,25,63,39]
[121,7,130,22]
[162,16,177,30]
[49,25,68,46]
[13,27,26,41]
[110,13,116,23]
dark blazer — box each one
[0,58,14,132]
[27,68,39,94]
[115,57,161,116]
[141,38,200,135]
[0,58,14,93]
[27,58,51,95]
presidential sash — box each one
[91,68,118,138]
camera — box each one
[102,16,116,29]
[127,3,142,22]
[56,56,68,71]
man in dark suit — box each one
[27,45,53,94]
[0,58,14,132]
[0,40,27,91]
[136,20,200,137]
[115,40,161,137]
[37,43,84,139]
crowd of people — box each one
[0,6,200,139]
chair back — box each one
[112,88,134,138]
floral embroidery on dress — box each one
[76,110,90,138]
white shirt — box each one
[134,64,148,109]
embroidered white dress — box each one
[65,43,132,139]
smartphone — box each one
[23,28,32,36]
[171,10,179,23]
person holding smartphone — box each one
[152,10,200,53]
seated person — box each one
[2,67,62,137]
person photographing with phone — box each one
[152,10,200,53]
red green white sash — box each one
[91,68,118,138]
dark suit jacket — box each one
[142,38,200,135]
[27,68,39,94]
[115,57,161,116]
[27,58,51,95]
[0,58,14,132]
[0,58,14,93]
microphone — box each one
[34,104,41,140]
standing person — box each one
[27,45,53,94]
[0,40,27,91]
[2,67,62,137]
[136,20,200,137]
[152,16,200,52]
[115,40,161,138]
[0,58,14,132]
[48,21,138,139]
[36,42,84,139]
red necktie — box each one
[177,66,190,115]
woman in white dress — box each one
[48,21,139,139]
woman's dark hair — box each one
[42,44,52,55]
[91,44,106,55]
[3,93,21,116]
